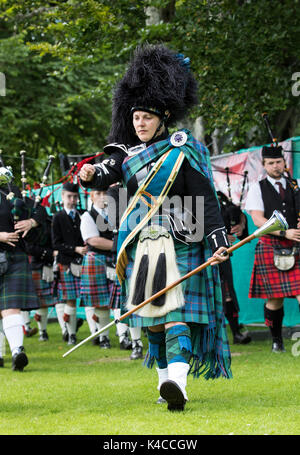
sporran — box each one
[106,265,116,281]
[42,265,54,283]
[273,247,295,271]
[70,262,83,278]
[126,225,184,318]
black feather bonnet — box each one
[107,44,198,145]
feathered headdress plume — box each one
[108,44,198,145]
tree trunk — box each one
[145,7,160,26]
[275,107,299,142]
[145,1,175,25]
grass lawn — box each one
[0,321,299,435]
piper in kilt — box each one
[245,145,300,352]
[0,170,46,371]
[52,182,88,345]
[25,210,55,341]
[80,189,143,355]
[80,190,115,349]
[217,191,251,345]
[80,44,232,412]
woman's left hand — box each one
[209,246,229,265]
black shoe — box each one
[76,318,84,332]
[39,330,49,341]
[272,339,286,353]
[67,334,77,345]
[130,343,143,360]
[120,335,132,350]
[233,331,252,344]
[24,327,38,338]
[12,347,28,372]
[92,334,100,346]
[99,336,111,349]
[0,357,4,367]
[160,380,186,411]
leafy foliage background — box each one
[0,0,299,184]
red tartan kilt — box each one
[249,235,300,299]
[79,252,121,308]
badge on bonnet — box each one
[170,131,188,147]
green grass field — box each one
[0,321,299,436]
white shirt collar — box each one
[91,204,108,218]
[92,204,105,213]
[267,175,286,189]
[64,206,76,215]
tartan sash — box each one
[116,146,185,283]
[122,128,213,185]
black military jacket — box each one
[51,209,85,265]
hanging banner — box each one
[210,140,293,208]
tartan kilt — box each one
[0,250,40,311]
[122,240,219,325]
[249,235,300,299]
[79,252,111,308]
[32,269,55,307]
[120,237,232,380]
[58,263,81,301]
[108,278,121,309]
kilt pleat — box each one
[79,252,112,308]
[58,264,81,301]
[0,250,40,311]
[32,269,55,307]
[249,236,300,299]
[108,279,121,309]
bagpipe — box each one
[262,112,300,220]
[218,167,249,240]
[23,152,57,247]
[0,149,17,203]
[0,149,55,245]
[37,151,105,214]
[32,153,55,210]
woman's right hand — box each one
[79,164,95,182]
[0,231,19,247]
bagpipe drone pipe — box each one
[0,150,54,245]
[217,165,249,241]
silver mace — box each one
[62,210,288,358]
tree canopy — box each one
[0,0,299,184]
